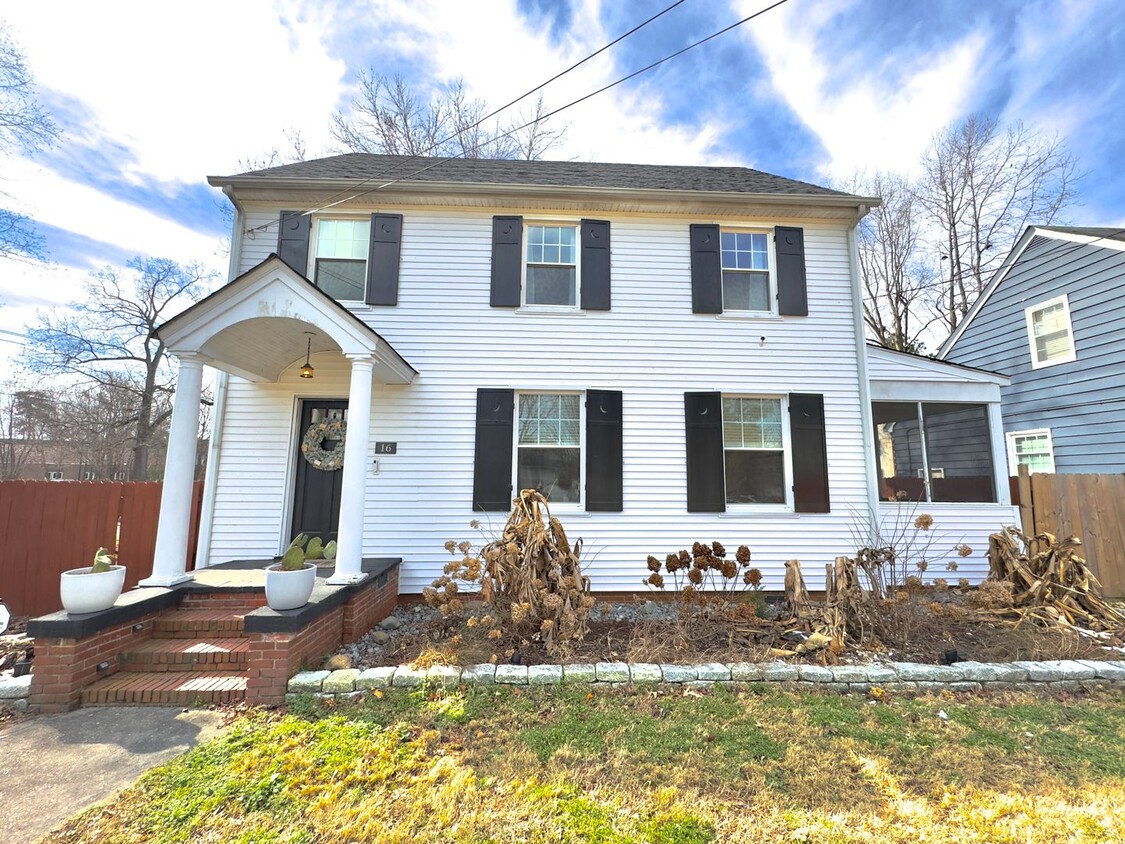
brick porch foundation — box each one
[27,559,399,713]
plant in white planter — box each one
[60,547,127,614]
[265,534,335,611]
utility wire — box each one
[246,0,790,232]
[316,0,791,211]
[246,0,693,233]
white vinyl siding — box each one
[1025,295,1076,368]
[209,207,1005,591]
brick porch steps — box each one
[153,609,246,638]
[119,637,250,672]
[81,671,248,706]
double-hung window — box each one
[525,224,578,307]
[721,231,771,313]
[873,401,997,502]
[722,396,787,505]
[516,392,582,503]
[1007,429,1055,474]
[311,218,370,302]
[1025,295,1076,368]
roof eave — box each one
[207,174,879,210]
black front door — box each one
[291,400,347,544]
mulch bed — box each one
[336,589,1124,671]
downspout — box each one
[194,188,242,569]
[847,211,880,545]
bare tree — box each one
[0,23,59,260]
[331,72,565,160]
[915,115,1079,332]
[21,258,217,479]
[851,172,942,353]
[0,383,56,479]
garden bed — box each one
[334,587,1124,672]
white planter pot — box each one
[265,563,317,611]
[60,565,127,614]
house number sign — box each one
[375,442,397,454]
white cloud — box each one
[741,0,988,178]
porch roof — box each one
[866,344,1008,403]
[155,255,417,384]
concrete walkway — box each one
[0,707,226,843]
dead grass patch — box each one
[42,685,1125,844]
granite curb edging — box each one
[0,673,33,712]
[287,658,1125,701]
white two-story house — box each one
[142,154,1015,594]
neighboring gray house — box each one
[941,226,1125,474]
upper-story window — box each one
[721,231,772,312]
[1024,294,1076,369]
[525,224,579,307]
[311,218,371,302]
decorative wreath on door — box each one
[301,417,347,471]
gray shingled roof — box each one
[1038,226,1125,243]
[213,153,855,198]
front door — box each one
[291,400,348,544]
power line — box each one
[246,0,790,232]
[318,0,791,211]
[246,0,694,234]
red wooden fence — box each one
[0,480,203,617]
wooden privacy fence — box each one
[0,480,203,617]
[1014,467,1125,599]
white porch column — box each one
[328,354,375,585]
[141,355,204,587]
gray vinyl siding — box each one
[946,236,1125,473]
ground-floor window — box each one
[873,401,996,503]
[1006,429,1055,474]
[722,395,788,505]
[516,392,582,503]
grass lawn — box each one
[44,684,1125,843]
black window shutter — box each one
[684,392,725,512]
[689,224,722,314]
[472,389,515,511]
[490,216,523,307]
[775,226,808,316]
[277,211,311,275]
[789,393,829,512]
[580,219,611,311]
[366,213,402,305]
[585,389,622,511]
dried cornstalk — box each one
[783,559,811,618]
[426,489,594,656]
[984,526,1125,636]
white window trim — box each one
[1006,428,1056,475]
[521,220,581,311]
[308,215,370,305]
[45,470,63,481]
[720,228,777,317]
[513,390,585,509]
[1024,294,1076,369]
[721,393,793,512]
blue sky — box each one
[0,0,1122,365]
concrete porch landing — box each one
[27,558,401,712]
